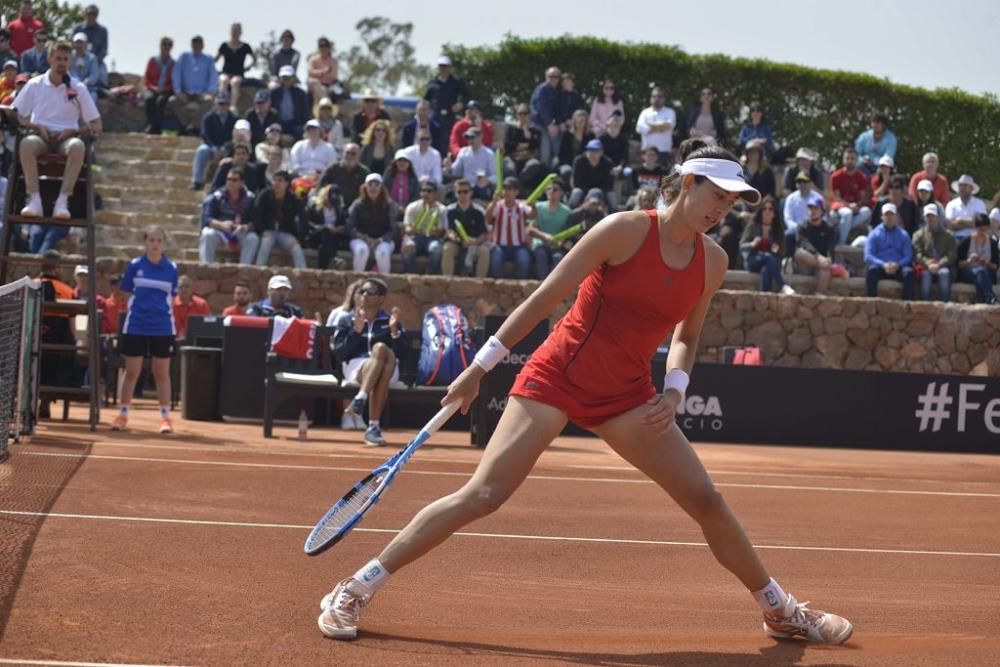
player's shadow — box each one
[360,630,857,666]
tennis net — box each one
[0,276,41,462]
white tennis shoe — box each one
[318,578,372,639]
[763,594,853,644]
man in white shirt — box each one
[444,127,495,184]
[634,86,675,168]
[15,39,101,221]
[401,129,442,186]
[290,119,336,178]
[945,174,987,243]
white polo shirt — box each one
[400,144,443,186]
[945,195,987,241]
[14,72,100,133]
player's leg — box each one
[113,337,146,430]
[363,344,395,446]
[150,346,173,433]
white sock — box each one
[119,405,129,416]
[354,390,368,401]
[159,406,170,419]
[353,558,390,594]
[369,419,379,428]
[751,578,789,615]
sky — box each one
[84,0,1000,98]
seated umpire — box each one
[332,277,406,447]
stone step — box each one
[100,196,197,216]
[97,186,205,207]
[98,145,196,163]
[98,226,200,246]
[96,208,198,228]
[99,158,192,178]
[99,132,201,149]
[96,172,192,189]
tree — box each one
[337,17,433,96]
[1,1,86,42]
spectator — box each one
[190,92,236,189]
[631,147,669,195]
[222,118,253,156]
[741,196,793,294]
[784,172,821,234]
[325,279,364,336]
[352,89,390,142]
[868,155,894,207]
[199,167,259,264]
[0,30,17,66]
[15,40,101,229]
[245,89,279,147]
[528,178,571,280]
[214,22,254,114]
[530,66,562,167]
[442,179,489,277]
[332,276,405,446]
[589,78,623,137]
[401,129,443,186]
[681,87,727,146]
[502,103,543,191]
[359,119,394,176]
[445,126,495,184]
[915,179,946,227]
[210,143,264,193]
[270,65,308,140]
[945,174,987,243]
[470,168,495,202]
[829,147,872,246]
[907,151,950,204]
[793,199,837,294]
[566,188,607,235]
[448,100,493,157]
[423,56,469,149]
[571,140,617,210]
[70,33,99,97]
[743,139,775,201]
[990,195,1000,235]
[782,147,824,194]
[173,275,211,340]
[556,72,586,130]
[8,2,44,56]
[400,99,443,153]
[71,264,112,334]
[855,112,897,176]
[143,37,174,134]
[104,274,126,333]
[306,36,339,105]
[169,36,218,135]
[320,143,369,207]
[71,4,107,86]
[635,86,676,168]
[290,119,336,178]
[385,150,420,212]
[401,180,447,274]
[254,170,307,268]
[486,177,535,279]
[246,274,304,318]
[912,205,956,302]
[737,102,773,156]
[256,123,289,169]
[268,30,299,89]
[599,111,630,193]
[557,108,595,182]
[0,60,18,101]
[348,173,398,273]
[260,143,285,185]
[956,214,999,304]
[314,97,345,153]
[864,203,915,300]
[307,183,348,270]
[634,187,657,211]
[222,281,253,316]
[19,28,48,76]
[872,175,919,236]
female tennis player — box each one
[111,226,178,435]
[319,146,853,644]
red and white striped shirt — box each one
[489,200,531,247]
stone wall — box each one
[15,258,999,376]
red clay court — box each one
[1,400,999,666]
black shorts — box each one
[121,334,174,359]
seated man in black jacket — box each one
[570,140,618,210]
[332,277,406,446]
[246,274,304,318]
[253,170,307,268]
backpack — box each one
[416,304,477,386]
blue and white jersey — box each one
[120,254,178,336]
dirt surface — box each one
[1,401,998,666]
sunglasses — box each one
[366,181,381,187]
[604,85,615,90]
[418,136,431,141]
[762,206,776,211]
[374,128,387,132]
[456,189,471,194]
[516,111,529,116]
[226,177,241,182]
[359,288,383,296]
[420,188,435,193]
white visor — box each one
[679,158,761,205]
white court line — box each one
[18,451,1000,499]
[0,659,193,667]
[2,509,999,558]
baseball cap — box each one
[806,193,825,209]
[393,148,411,162]
[585,188,605,203]
[474,168,486,177]
[215,91,230,103]
[795,171,811,183]
[466,100,481,110]
[278,65,295,78]
[878,156,895,168]
[882,203,898,215]
[73,264,88,275]
[305,119,321,129]
[974,213,990,227]
[917,179,934,192]
[364,172,383,185]
[234,119,251,131]
[463,126,481,139]
[923,203,938,218]
[254,89,270,102]
[72,32,87,43]
[502,176,520,189]
[268,275,292,290]
[991,208,1000,223]
[437,56,452,67]
[584,139,603,151]
[2,60,16,70]
[266,123,282,134]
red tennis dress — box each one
[510,210,706,428]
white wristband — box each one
[473,336,509,372]
[663,368,689,401]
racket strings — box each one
[317,475,383,538]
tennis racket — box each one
[304,401,461,556]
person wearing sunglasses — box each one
[635,86,675,169]
[401,179,447,274]
[442,179,490,277]
[0,30,18,68]
[19,28,49,76]
[347,173,398,273]
[589,78,623,137]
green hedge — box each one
[445,36,1000,195]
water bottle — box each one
[298,409,308,441]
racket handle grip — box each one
[423,401,461,436]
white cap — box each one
[437,56,452,67]
[234,119,251,131]
[923,203,938,218]
[990,208,1000,223]
[917,179,933,192]
[877,155,894,168]
[364,172,383,184]
[73,264,88,275]
[268,275,292,290]
[679,158,761,204]
[882,203,898,215]
[72,32,87,43]
[305,119,321,129]
[278,65,295,78]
